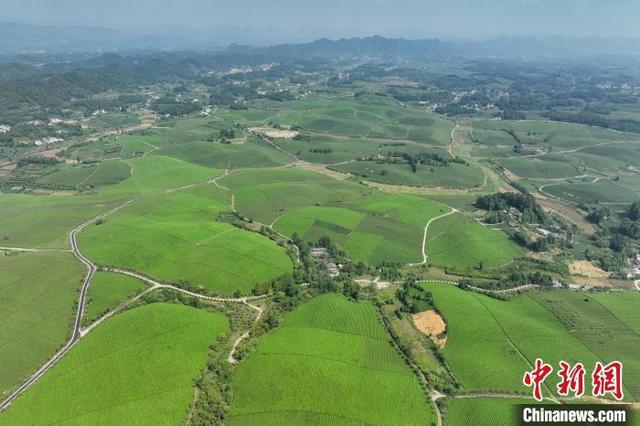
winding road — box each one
[410,208,458,266]
[0,187,266,411]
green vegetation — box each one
[0,155,218,249]
[37,160,131,189]
[0,303,229,425]
[83,271,147,324]
[79,186,293,295]
[444,398,535,426]
[2,43,640,424]
[228,294,435,425]
[530,291,640,400]
[224,167,449,265]
[590,292,640,334]
[332,159,484,189]
[219,95,453,145]
[543,179,640,205]
[423,284,600,394]
[275,194,446,264]
[221,168,368,225]
[425,214,522,271]
[500,157,581,179]
[475,192,547,224]
[0,252,84,397]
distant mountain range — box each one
[0,22,196,54]
[253,35,640,59]
[1,22,640,59]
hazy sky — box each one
[2,0,640,40]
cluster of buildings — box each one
[623,253,640,279]
[310,247,340,278]
[535,227,567,240]
[28,118,79,126]
[0,124,10,134]
[35,137,64,146]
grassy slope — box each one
[225,168,449,265]
[228,294,435,425]
[84,271,147,324]
[332,161,485,189]
[424,284,600,394]
[221,168,367,225]
[543,179,640,205]
[0,252,84,397]
[0,303,228,425]
[37,161,131,189]
[275,194,447,264]
[530,291,640,400]
[0,155,218,249]
[79,185,293,295]
[444,398,536,426]
[590,292,640,335]
[425,213,521,271]
[218,95,453,146]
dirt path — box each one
[228,300,264,364]
[503,139,629,160]
[0,247,71,253]
[448,123,460,159]
[95,268,265,365]
[254,133,305,164]
[410,208,458,266]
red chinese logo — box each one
[523,358,553,401]
[557,361,585,397]
[523,360,624,401]
[592,361,623,401]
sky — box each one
[2,0,640,42]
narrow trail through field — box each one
[0,177,267,412]
[0,246,71,253]
[77,162,103,187]
[503,139,629,160]
[538,175,599,196]
[448,123,460,159]
[410,208,458,266]
[140,140,159,157]
[212,166,301,263]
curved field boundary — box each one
[0,178,267,411]
[409,208,458,266]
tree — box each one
[629,202,640,221]
[587,207,610,224]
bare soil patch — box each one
[570,260,608,278]
[299,163,350,181]
[413,310,447,348]
[536,196,595,235]
[249,127,299,139]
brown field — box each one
[413,310,447,348]
[570,260,608,278]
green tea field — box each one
[79,185,293,295]
[0,252,84,398]
[0,303,229,425]
[227,294,436,425]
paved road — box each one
[0,198,266,411]
[0,198,141,411]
